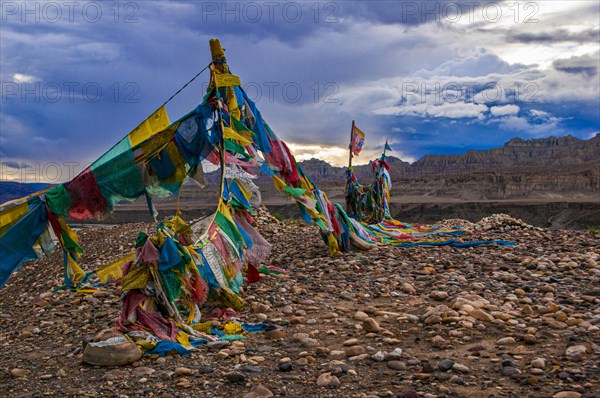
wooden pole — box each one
[346,120,355,213]
[209,38,227,73]
[208,39,227,199]
[348,120,355,168]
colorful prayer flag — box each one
[384,140,392,152]
[351,125,365,156]
[128,106,170,148]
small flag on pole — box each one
[351,125,365,156]
[384,139,392,152]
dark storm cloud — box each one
[0,0,598,174]
[553,54,599,77]
[508,28,600,44]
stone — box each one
[565,345,587,357]
[371,351,386,362]
[329,350,346,359]
[452,363,470,373]
[354,311,369,320]
[345,345,366,357]
[430,291,449,301]
[316,347,330,357]
[387,360,406,370]
[252,303,270,313]
[316,372,339,388]
[207,341,230,349]
[402,282,417,295]
[384,348,403,361]
[226,372,246,384]
[431,335,449,348]
[278,362,293,372]
[132,367,155,377]
[397,391,420,398]
[531,358,545,369]
[103,369,129,381]
[553,392,582,398]
[470,309,494,322]
[10,368,30,378]
[421,361,434,373]
[438,359,454,371]
[177,377,192,388]
[240,365,263,373]
[294,358,308,366]
[349,353,370,362]
[425,315,442,325]
[343,338,360,346]
[266,328,286,340]
[175,367,193,376]
[496,337,516,345]
[501,367,519,376]
[300,338,319,348]
[289,316,306,324]
[82,331,142,366]
[362,317,380,333]
[243,384,274,398]
[523,334,537,344]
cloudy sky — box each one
[1,0,599,182]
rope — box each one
[158,63,212,109]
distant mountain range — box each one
[1,134,598,204]
[298,133,599,181]
[0,182,51,204]
[293,134,600,200]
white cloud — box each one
[490,104,520,116]
[374,102,488,119]
[495,114,563,136]
[585,131,599,139]
[12,73,37,83]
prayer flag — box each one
[351,125,365,156]
[384,140,392,152]
[128,106,170,148]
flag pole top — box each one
[209,38,229,74]
[209,39,225,59]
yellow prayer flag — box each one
[66,252,85,285]
[217,201,236,226]
[223,126,252,146]
[96,252,135,283]
[214,73,241,88]
[327,233,339,256]
[233,179,252,200]
[0,202,29,236]
[272,175,287,192]
[128,106,170,148]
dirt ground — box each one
[0,216,599,397]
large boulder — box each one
[83,329,142,366]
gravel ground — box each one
[0,214,599,398]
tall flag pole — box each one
[348,120,355,168]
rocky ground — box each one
[0,213,599,398]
